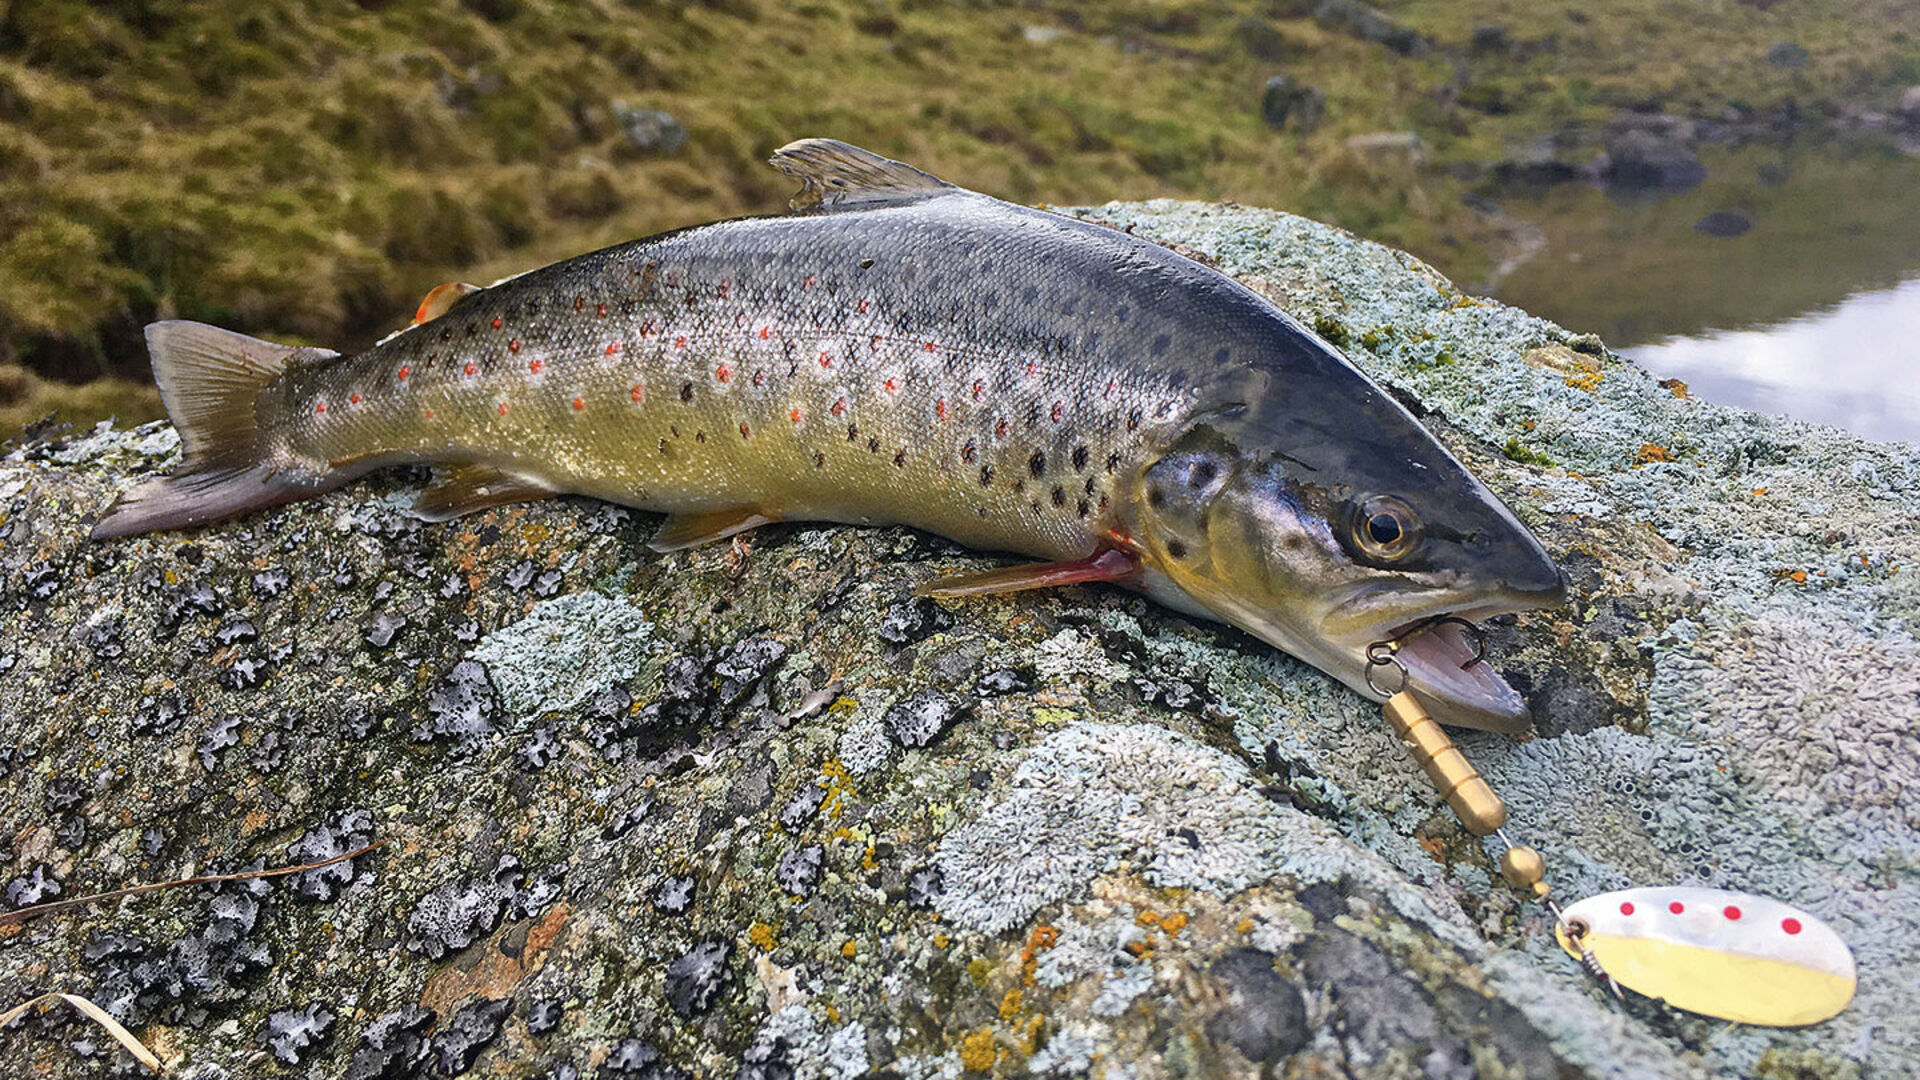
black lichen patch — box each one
[636,635,788,731]
[653,874,695,914]
[283,808,376,902]
[131,692,189,736]
[417,659,499,747]
[737,1034,796,1080]
[905,865,945,908]
[430,997,514,1075]
[363,610,408,650]
[263,1002,337,1065]
[777,783,827,832]
[527,997,565,1036]
[600,1038,688,1077]
[775,845,824,898]
[404,855,524,959]
[883,690,969,749]
[4,863,61,906]
[974,665,1035,696]
[1204,949,1308,1064]
[877,595,949,646]
[346,1005,436,1080]
[663,939,734,1019]
[87,876,272,1025]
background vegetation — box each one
[2,0,1915,434]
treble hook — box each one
[1367,615,1489,673]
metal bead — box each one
[1500,845,1547,890]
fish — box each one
[90,138,1564,731]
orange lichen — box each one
[1658,378,1691,398]
[1752,487,1769,496]
[1159,912,1188,935]
[959,1029,997,1072]
[1635,443,1673,464]
[748,922,778,950]
[840,938,859,958]
[998,987,1024,1022]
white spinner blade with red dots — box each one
[1554,886,1856,1026]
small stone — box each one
[1260,75,1325,132]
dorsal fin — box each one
[769,138,955,211]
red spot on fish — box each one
[883,378,898,394]
[529,358,544,374]
[717,279,731,298]
[491,317,503,329]
[606,341,622,356]
[972,380,986,399]
[597,303,608,318]
[349,393,362,405]
[923,341,936,352]
[995,418,1009,439]
[464,362,478,376]
[1669,901,1685,915]
[1026,360,1037,378]
[497,402,510,415]
[1619,902,1635,916]
[572,397,586,411]
[1105,380,1117,398]
[831,397,847,417]
[818,351,833,369]
[509,339,521,353]
[716,364,733,383]
[790,408,803,424]
[397,366,411,381]
[631,384,645,403]
[739,422,751,439]
[424,407,435,420]
[759,326,771,339]
[936,399,949,420]
[574,296,585,311]
[870,335,881,351]
[675,336,688,349]
[1782,918,1803,935]
[803,274,817,289]
[1050,402,1064,423]
[314,402,327,414]
[1723,906,1742,920]
[857,299,869,313]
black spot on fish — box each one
[962,439,977,464]
[868,437,881,453]
[859,257,875,269]
[1127,409,1142,432]
[1071,446,1089,471]
[978,464,994,486]
[1051,486,1067,508]
[1028,450,1046,478]
[1116,305,1130,322]
[1077,499,1091,518]
[1166,539,1189,559]
[1189,460,1217,488]
[696,431,707,443]
[893,449,907,467]
[1148,487,1166,509]
[1151,334,1170,356]
[813,451,826,469]
[977,507,989,517]
[1084,476,1096,495]
[441,328,453,342]
[1014,478,1025,494]
[1106,452,1121,474]
[1030,501,1043,515]
[658,438,671,456]
[848,425,859,441]
[680,382,694,403]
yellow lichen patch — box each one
[1658,377,1691,398]
[998,987,1023,1022]
[1564,369,1604,392]
[1159,911,1188,935]
[1236,917,1256,935]
[824,1004,841,1024]
[748,922,778,950]
[840,938,859,958]
[959,1029,997,1073]
[1774,568,1810,585]
[1636,443,1673,464]
[967,957,996,987]
[1752,487,1769,496]
[934,933,951,949]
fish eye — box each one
[1350,495,1419,562]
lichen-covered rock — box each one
[1,202,1916,1078]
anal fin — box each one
[647,507,780,552]
[415,465,557,522]
[915,549,1140,598]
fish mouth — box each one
[1376,605,1534,733]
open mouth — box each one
[1377,610,1531,732]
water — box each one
[1480,140,1920,444]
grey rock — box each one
[1694,209,1753,237]
[610,105,686,155]
[1314,0,1423,55]
[1,201,1915,1078]
[1767,39,1810,69]
[1597,126,1707,190]
[1260,75,1325,132]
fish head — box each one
[1127,396,1565,732]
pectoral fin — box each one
[915,549,1140,598]
[415,465,557,521]
[647,507,780,552]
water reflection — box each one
[1480,141,1920,444]
[1625,277,1920,443]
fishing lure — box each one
[1365,625,1857,1027]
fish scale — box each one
[91,138,1564,733]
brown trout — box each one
[92,139,1563,731]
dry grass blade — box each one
[0,840,386,928]
[0,992,163,1072]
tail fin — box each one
[90,322,339,540]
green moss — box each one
[1313,314,1350,348]
[1502,436,1556,467]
